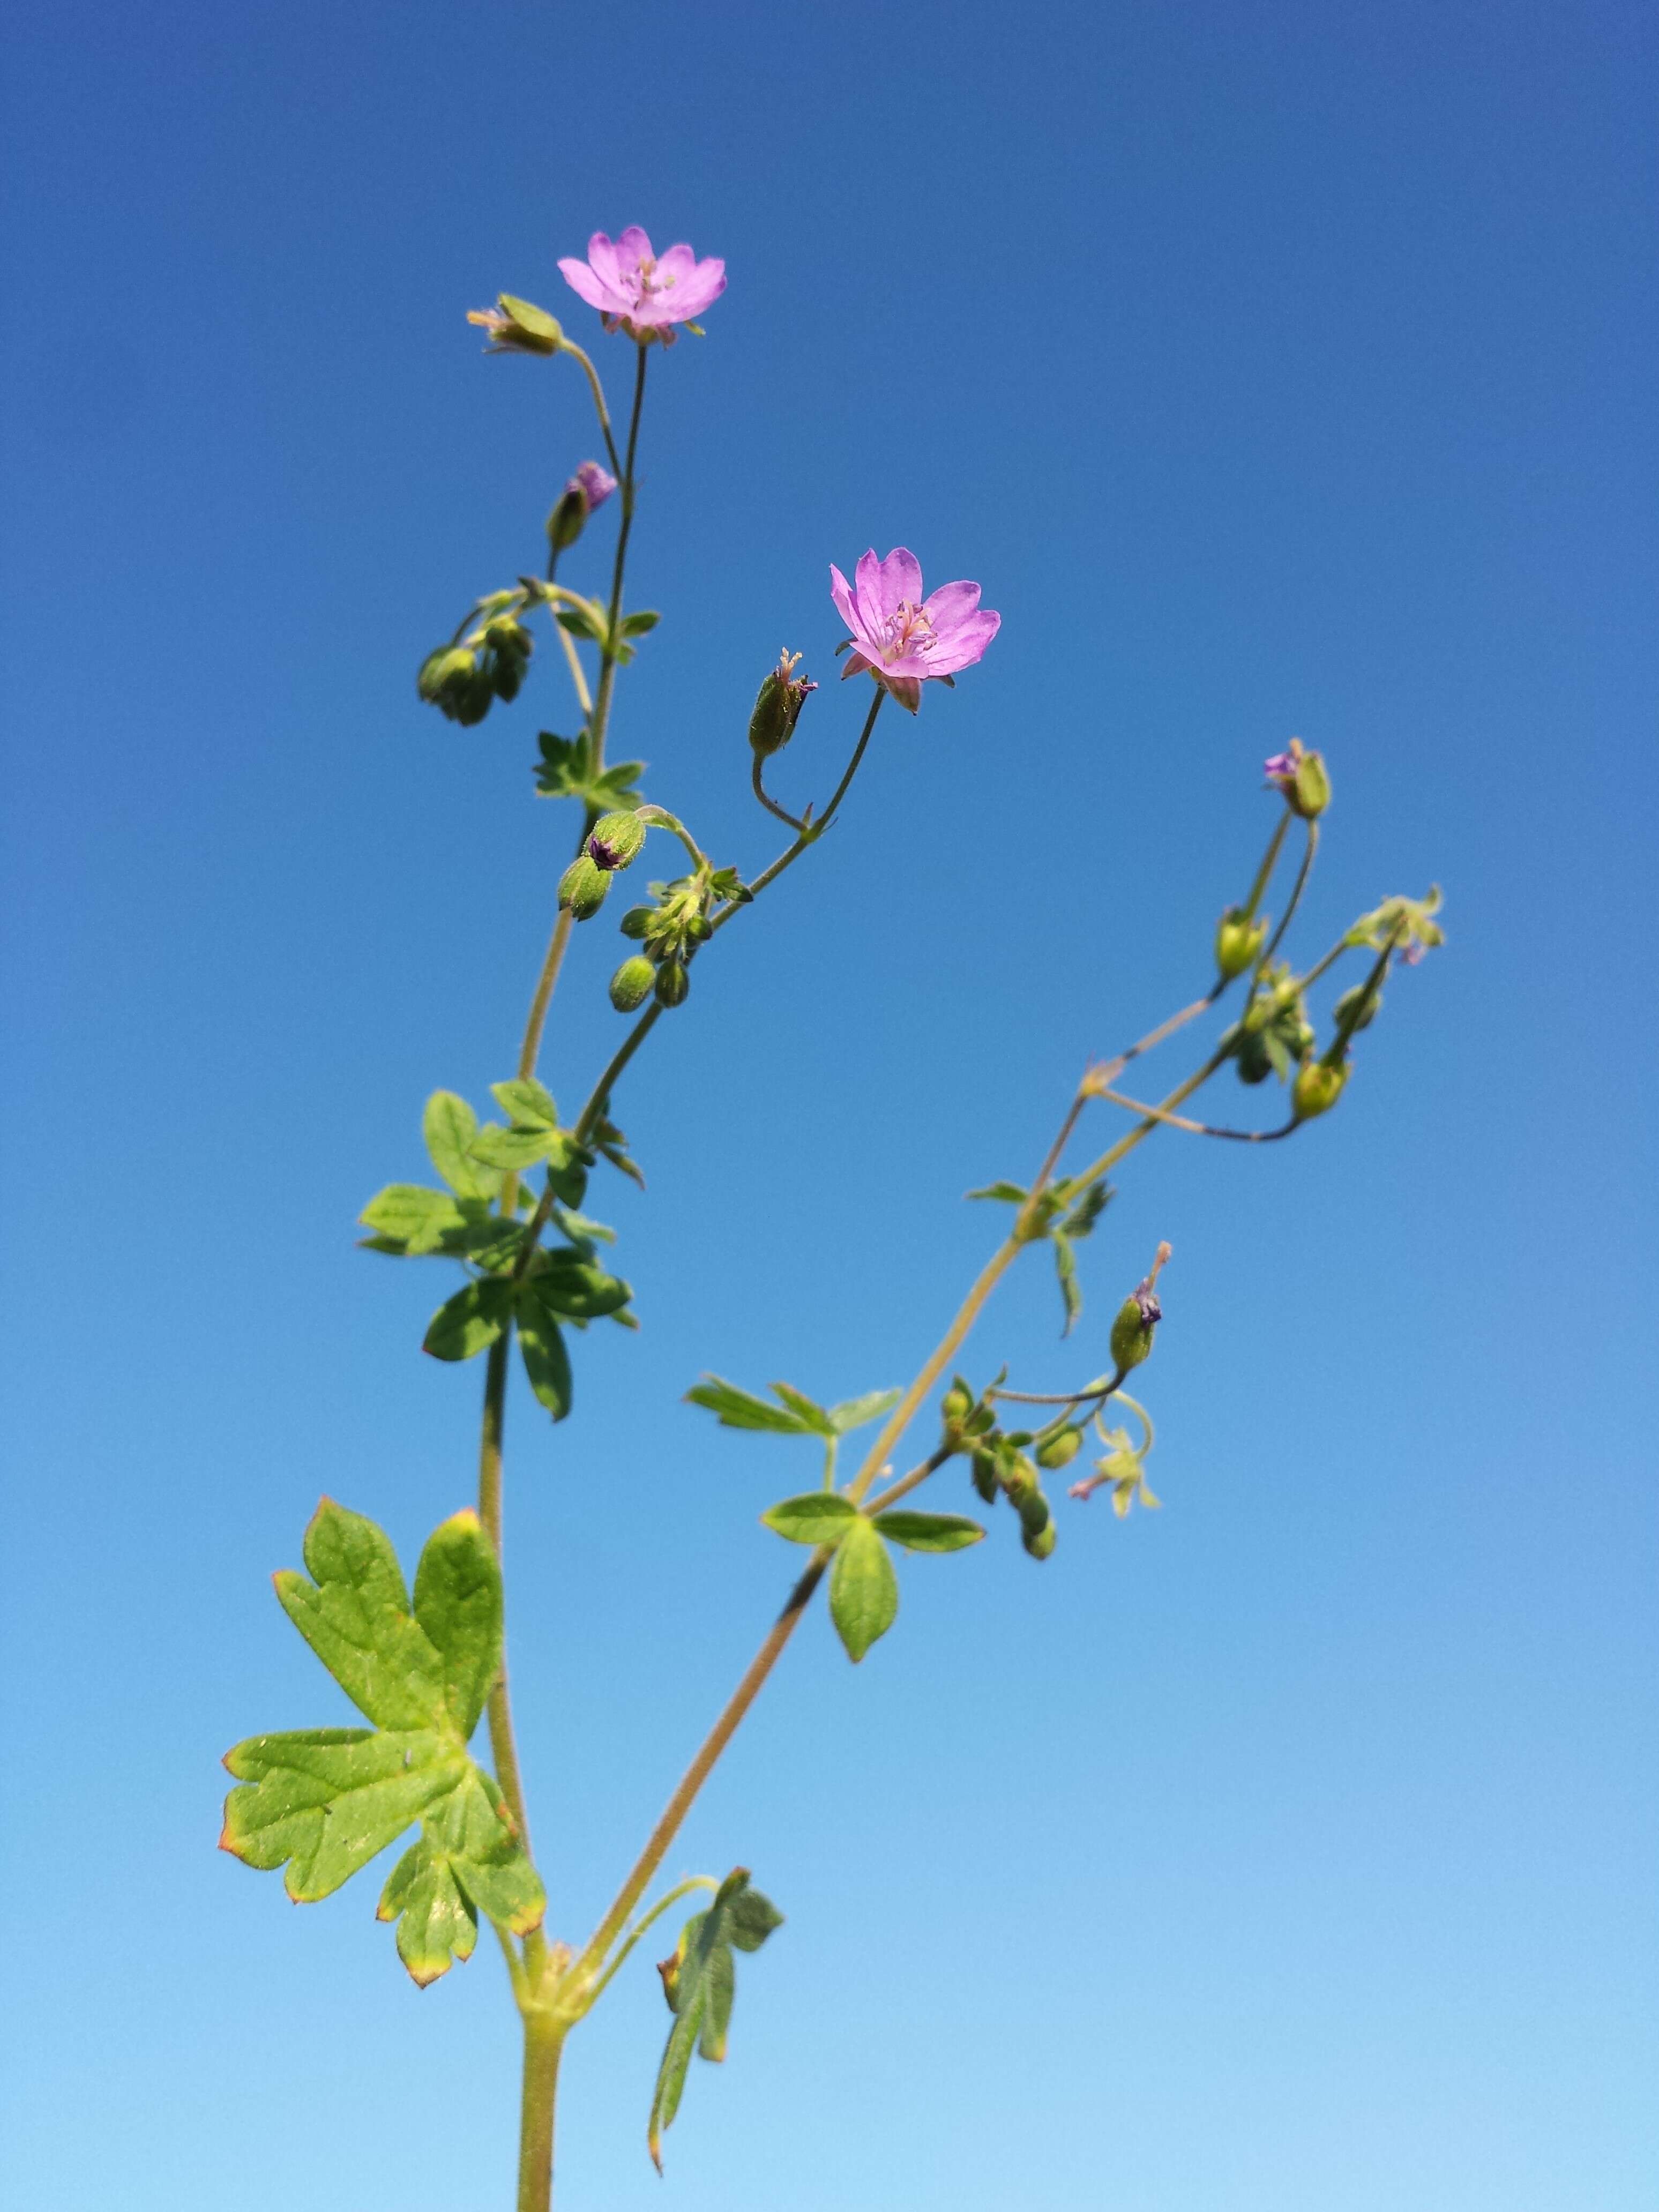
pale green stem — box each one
[516,2014,566,2212]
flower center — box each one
[879,600,935,662]
[633,256,675,300]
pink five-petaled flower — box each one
[557,228,726,345]
[828,548,1000,714]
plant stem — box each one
[583,345,647,784]
[561,339,621,481]
[562,1555,830,1992]
[516,2013,566,2212]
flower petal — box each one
[585,232,624,289]
[668,258,727,317]
[925,609,1000,676]
[919,579,982,637]
[614,225,654,275]
[559,257,623,313]
[871,547,923,620]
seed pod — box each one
[1023,1519,1058,1560]
[748,651,816,757]
[654,957,690,1008]
[609,955,656,1012]
[1289,749,1331,819]
[1215,906,1268,981]
[418,645,477,703]
[1110,1294,1157,1373]
[1036,1425,1083,1470]
[1292,1057,1348,1120]
[587,809,646,871]
[557,855,609,920]
[1016,1482,1051,1540]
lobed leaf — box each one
[768,1382,836,1437]
[828,1516,899,1662]
[490,1077,558,1130]
[685,1376,813,1435]
[220,1727,460,1901]
[423,1091,499,1201]
[410,1510,502,1739]
[648,1870,780,2171]
[273,1498,445,1730]
[828,1387,902,1436]
[358,1184,467,1254]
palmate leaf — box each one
[686,1375,900,1440]
[423,1090,499,1201]
[222,1502,543,1985]
[648,1870,783,2172]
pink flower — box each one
[828,548,1000,713]
[568,460,617,511]
[557,227,726,344]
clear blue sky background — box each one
[3,3,1654,2207]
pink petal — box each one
[829,564,860,631]
[920,579,982,636]
[871,547,924,619]
[669,259,727,316]
[559,257,624,313]
[852,548,886,624]
[653,242,698,286]
[614,225,654,275]
[585,233,624,290]
[925,609,1000,676]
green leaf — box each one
[532,1250,632,1320]
[966,1180,1028,1204]
[1059,1179,1111,1239]
[273,1498,445,1729]
[377,1835,476,1984]
[424,1092,499,1201]
[685,1375,813,1435]
[872,1511,986,1553]
[410,1511,502,1739]
[358,1184,467,1255]
[491,1077,558,1130]
[455,1214,528,1272]
[760,1493,860,1545]
[619,609,661,638]
[828,1516,899,1662]
[768,1382,836,1437]
[725,1885,784,1953]
[423,1276,514,1362]
[556,598,609,646]
[551,1204,616,1249]
[1052,1228,1082,1336]
[827,1387,902,1436]
[468,1121,556,1171]
[220,1727,461,1900]
[648,1869,780,2172]
[515,1281,573,1419]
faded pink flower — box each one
[557,227,726,344]
[828,548,1000,713]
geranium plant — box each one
[220,223,1443,2210]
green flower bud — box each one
[1291,1057,1348,1119]
[1290,749,1331,819]
[1023,1518,1058,1561]
[941,1382,973,1426]
[609,955,656,1012]
[619,905,655,940]
[970,1448,998,1505]
[1036,1425,1083,1470]
[557,855,609,921]
[1016,1481,1051,1539]
[1111,1248,1171,1370]
[1332,982,1381,1035]
[1215,906,1268,981]
[654,957,690,1008]
[418,645,477,703]
[748,649,817,757]
[587,809,646,872]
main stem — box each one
[517,2015,565,2212]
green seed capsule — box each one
[609,955,656,1012]
[970,1449,998,1505]
[1022,1519,1058,1560]
[417,645,476,702]
[1036,1425,1083,1470]
[654,957,690,1008]
[557,855,609,920]
[1290,749,1332,819]
[1332,982,1381,1035]
[588,809,646,871]
[1215,906,1268,981]
[1110,1294,1156,1373]
[1292,1057,1348,1119]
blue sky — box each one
[3,2,1655,2206]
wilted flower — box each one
[1263,736,1331,818]
[1344,886,1446,967]
[548,461,619,554]
[466,294,564,356]
[829,548,1000,713]
[749,649,817,757]
[557,228,726,343]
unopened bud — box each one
[609,955,656,1012]
[1036,1425,1083,1470]
[654,957,690,1008]
[418,645,477,702]
[941,1382,973,1426]
[748,650,817,758]
[1291,1057,1348,1119]
[619,905,655,940]
[970,1448,998,1504]
[557,855,609,920]
[587,809,646,872]
[1110,1244,1171,1373]
[547,460,618,553]
[1332,982,1381,1036]
[1215,906,1268,981]
[1262,738,1331,819]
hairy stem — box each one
[516,2013,566,2212]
